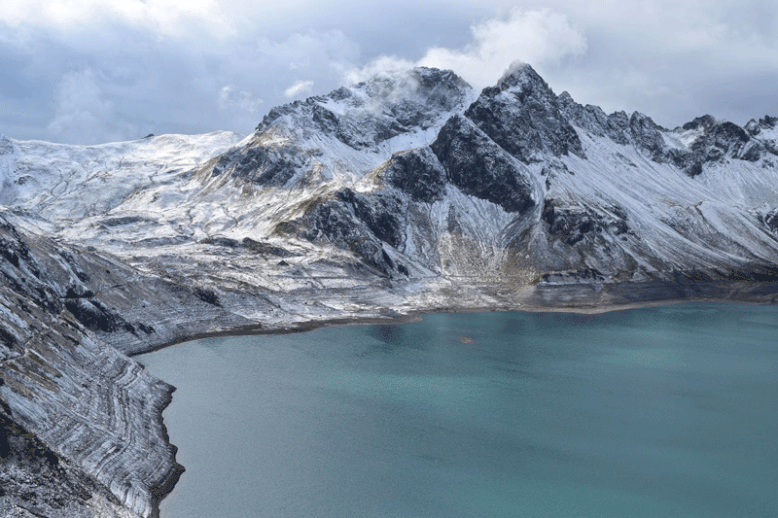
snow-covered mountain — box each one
[2,63,778,518]
[6,64,778,288]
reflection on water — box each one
[138,303,778,518]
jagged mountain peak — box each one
[745,115,777,136]
[0,133,12,154]
[495,61,546,92]
[681,114,717,132]
[629,111,664,130]
[354,66,471,97]
[464,63,584,163]
[212,67,474,188]
[255,67,473,143]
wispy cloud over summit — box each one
[1,0,776,143]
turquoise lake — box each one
[138,303,778,518]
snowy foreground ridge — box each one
[2,64,778,517]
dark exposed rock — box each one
[740,142,761,162]
[101,215,154,227]
[542,199,630,246]
[629,112,667,162]
[464,64,584,162]
[0,221,38,277]
[378,148,447,203]
[65,284,95,299]
[241,238,294,257]
[200,236,241,248]
[201,236,295,257]
[764,209,778,234]
[562,96,764,172]
[57,250,89,282]
[673,116,758,167]
[136,323,155,335]
[685,160,704,177]
[288,201,380,273]
[336,189,406,249]
[690,121,750,162]
[761,115,778,128]
[64,298,126,333]
[431,115,536,213]
[746,114,778,138]
[280,189,408,275]
[194,287,221,307]
[664,148,703,177]
[682,115,716,131]
[211,143,309,186]
[558,92,630,145]
[0,222,64,313]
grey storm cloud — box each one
[0,0,777,144]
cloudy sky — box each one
[1,0,776,144]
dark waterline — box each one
[138,303,778,518]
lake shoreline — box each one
[132,279,778,357]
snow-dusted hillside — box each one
[2,63,778,518]
[5,64,777,288]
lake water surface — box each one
[138,303,778,518]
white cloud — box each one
[345,9,586,90]
[284,80,314,98]
[344,56,416,85]
[258,30,360,73]
[0,0,232,38]
[218,85,264,114]
[418,8,587,88]
[47,69,137,144]
[3,0,778,143]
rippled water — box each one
[138,303,778,518]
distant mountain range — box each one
[2,63,777,517]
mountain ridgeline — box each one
[1,63,778,518]
[198,63,778,284]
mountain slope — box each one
[1,63,778,517]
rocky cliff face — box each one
[2,63,778,517]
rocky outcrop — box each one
[377,148,447,203]
[558,92,630,145]
[207,67,473,189]
[278,189,409,276]
[463,63,584,163]
[765,208,778,234]
[0,403,137,518]
[210,142,311,186]
[256,68,472,149]
[0,217,186,518]
[542,199,630,247]
[431,115,536,213]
